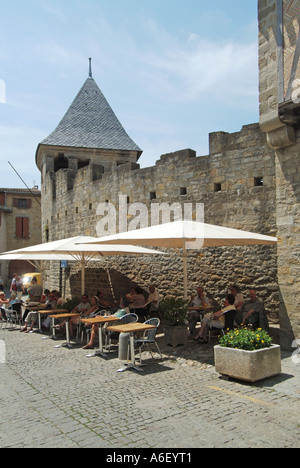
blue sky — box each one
[0,0,259,188]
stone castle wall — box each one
[258,0,300,348]
[41,123,279,318]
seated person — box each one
[96,289,113,309]
[230,284,244,308]
[0,292,9,320]
[146,285,160,314]
[42,290,66,330]
[82,305,129,350]
[41,289,51,304]
[230,284,244,324]
[21,290,61,333]
[55,294,91,338]
[188,287,212,336]
[126,287,146,318]
[190,287,211,308]
[242,289,268,330]
[194,294,236,343]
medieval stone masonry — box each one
[38,114,279,325]
[35,1,300,350]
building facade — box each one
[0,187,41,286]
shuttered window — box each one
[13,199,32,209]
[16,217,29,238]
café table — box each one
[80,315,121,358]
[37,309,66,333]
[50,313,80,349]
[21,302,46,321]
[107,322,156,373]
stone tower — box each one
[259,0,300,349]
[36,59,142,184]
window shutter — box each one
[23,217,29,238]
[16,217,22,237]
[16,217,30,238]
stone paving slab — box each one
[0,326,300,449]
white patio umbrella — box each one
[0,252,77,267]
[1,236,166,295]
[80,221,278,299]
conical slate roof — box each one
[39,76,142,155]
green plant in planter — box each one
[159,296,188,326]
[218,327,273,351]
[57,297,80,312]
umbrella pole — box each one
[106,267,117,306]
[81,255,85,295]
[183,242,188,301]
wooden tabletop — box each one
[49,313,80,319]
[23,304,47,311]
[107,322,156,334]
[81,316,121,325]
[38,309,66,315]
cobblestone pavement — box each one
[1,325,300,449]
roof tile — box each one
[40,77,142,154]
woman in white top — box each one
[230,285,244,310]
[194,294,236,343]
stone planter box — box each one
[214,344,281,382]
[164,325,188,347]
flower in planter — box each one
[218,327,273,351]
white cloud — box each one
[139,36,258,106]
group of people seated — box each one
[16,283,161,349]
[21,289,66,333]
[1,274,269,350]
[188,285,268,343]
[0,291,20,321]
[80,285,160,350]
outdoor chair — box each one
[134,318,162,364]
[0,309,6,329]
[208,309,236,342]
[0,302,23,330]
[80,310,108,344]
[144,300,162,321]
[106,312,138,352]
